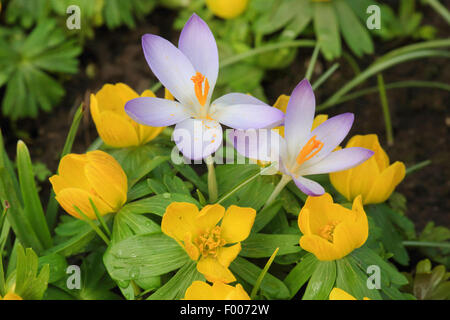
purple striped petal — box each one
[125,97,191,127]
[178,13,219,96]
[299,147,374,175]
[214,104,284,129]
[285,79,316,158]
[291,175,325,196]
[173,118,222,160]
[142,34,197,107]
[229,129,286,163]
[302,112,354,167]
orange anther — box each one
[296,135,324,166]
[191,72,210,106]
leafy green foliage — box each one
[0,20,81,119]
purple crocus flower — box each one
[125,13,284,160]
[232,79,374,196]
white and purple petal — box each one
[285,79,316,158]
[141,34,197,108]
[214,104,284,129]
[125,97,191,127]
[173,118,222,160]
[178,13,219,97]
[291,175,325,196]
[211,93,268,109]
[298,147,374,176]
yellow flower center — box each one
[191,72,210,106]
[196,226,226,257]
[319,221,340,242]
[296,135,324,167]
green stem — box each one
[206,156,218,203]
[250,248,279,299]
[74,206,110,246]
[422,0,450,24]
[263,174,292,209]
[305,43,321,81]
[311,63,339,90]
[406,160,432,176]
[403,241,450,249]
[377,74,394,146]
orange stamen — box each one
[296,135,324,166]
[191,72,210,106]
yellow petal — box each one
[95,83,138,115]
[298,194,332,235]
[139,126,164,145]
[346,134,389,171]
[56,188,113,219]
[164,88,174,101]
[329,288,357,300]
[94,111,140,148]
[161,202,200,242]
[365,161,406,204]
[197,256,236,283]
[230,284,251,300]
[56,153,90,192]
[196,204,225,233]
[184,232,200,261]
[312,114,328,130]
[85,151,128,210]
[217,243,241,268]
[1,292,23,300]
[213,282,251,300]
[183,281,216,300]
[299,234,342,261]
[140,90,156,98]
[220,205,256,243]
[347,156,380,202]
[206,0,249,19]
[49,174,72,195]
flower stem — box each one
[250,248,279,299]
[305,43,321,81]
[377,73,394,146]
[263,174,292,209]
[206,156,218,203]
[403,241,450,249]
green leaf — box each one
[230,257,290,300]
[16,140,52,249]
[240,233,301,258]
[334,0,374,57]
[280,0,312,40]
[164,175,191,196]
[336,256,382,300]
[253,200,282,233]
[122,193,200,216]
[253,0,298,35]
[302,260,336,300]
[38,253,67,284]
[284,253,318,299]
[313,2,341,60]
[104,233,190,281]
[147,178,168,195]
[148,261,204,300]
[127,179,153,201]
[112,209,160,243]
[172,163,208,194]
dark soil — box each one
[1,6,449,233]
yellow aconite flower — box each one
[184,281,250,300]
[90,83,169,148]
[298,193,368,261]
[206,0,249,19]
[162,202,256,283]
[330,134,406,204]
[329,288,370,300]
[0,292,22,300]
[49,150,127,220]
[273,94,328,137]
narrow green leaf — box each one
[313,2,341,60]
[253,200,283,233]
[241,233,301,258]
[284,253,318,299]
[121,193,200,216]
[302,260,336,300]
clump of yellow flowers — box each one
[184,281,250,300]
[206,0,249,19]
[298,193,368,261]
[90,83,169,148]
[49,150,127,219]
[162,202,256,283]
[330,134,406,204]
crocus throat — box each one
[195,226,226,258]
[296,135,324,166]
[191,72,210,106]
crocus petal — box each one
[299,147,374,176]
[211,93,267,109]
[302,113,354,167]
[220,206,256,243]
[125,97,191,127]
[173,118,223,160]
[229,129,286,163]
[161,202,200,242]
[292,175,325,196]
[178,13,219,97]
[285,79,316,157]
[214,104,284,129]
[141,34,197,107]
[197,257,236,283]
